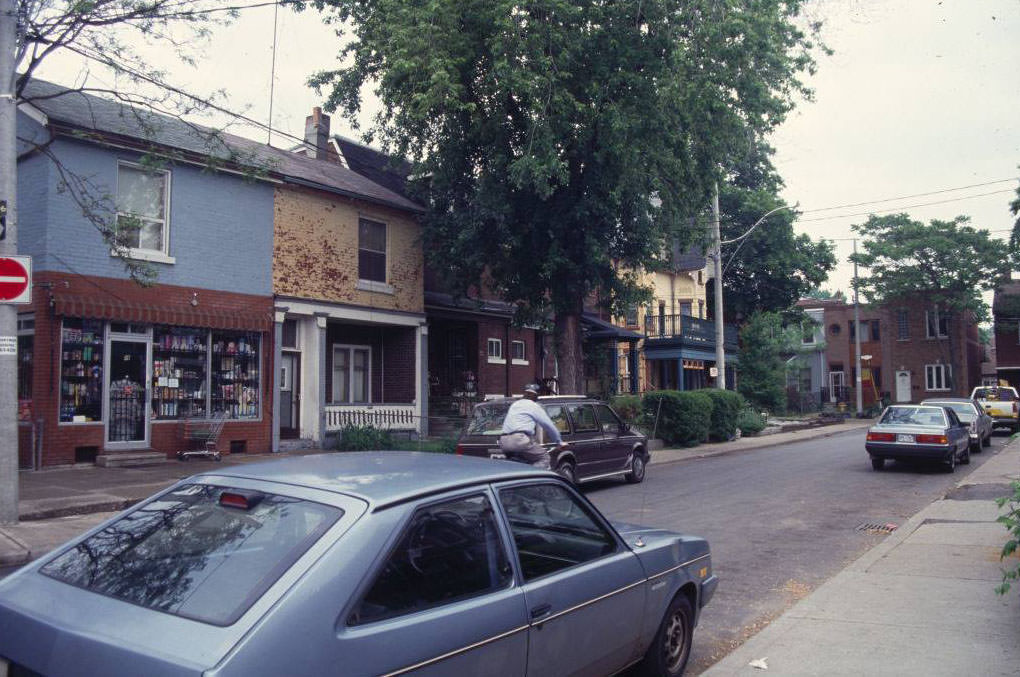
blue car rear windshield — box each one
[40,484,341,626]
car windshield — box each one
[880,407,945,427]
[925,402,975,420]
[973,387,1017,401]
[466,403,511,436]
[40,484,341,626]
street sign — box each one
[0,255,31,304]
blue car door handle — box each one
[530,603,552,620]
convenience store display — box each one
[212,333,260,419]
[152,328,208,419]
[59,319,104,422]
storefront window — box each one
[60,319,104,423]
[212,332,260,419]
[17,314,34,421]
[152,327,208,419]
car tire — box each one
[871,457,885,471]
[982,433,991,448]
[625,453,647,484]
[970,439,981,454]
[636,594,694,677]
[961,444,971,465]
[555,460,577,485]
[945,449,957,473]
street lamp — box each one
[710,188,798,390]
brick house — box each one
[15,81,276,467]
[797,295,983,406]
[992,281,1020,389]
[274,111,429,445]
[311,133,551,431]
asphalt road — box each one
[585,427,1013,676]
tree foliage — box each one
[850,214,1009,323]
[717,182,836,320]
[301,0,825,391]
[737,310,790,413]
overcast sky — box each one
[33,0,1020,298]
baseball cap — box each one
[523,383,541,395]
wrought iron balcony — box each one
[644,314,739,349]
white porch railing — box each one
[325,404,418,431]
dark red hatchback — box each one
[455,396,649,484]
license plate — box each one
[896,434,914,443]
[488,449,506,460]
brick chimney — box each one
[304,107,330,160]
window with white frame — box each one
[802,321,816,344]
[511,340,527,362]
[925,310,950,338]
[358,218,387,283]
[117,162,170,255]
[487,338,503,362]
[925,363,952,391]
[332,345,370,403]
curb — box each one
[649,421,872,467]
[0,528,30,568]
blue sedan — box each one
[0,452,716,676]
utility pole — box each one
[0,0,19,524]
[853,238,863,417]
[712,182,726,390]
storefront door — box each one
[280,352,300,438]
[107,337,150,447]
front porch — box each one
[273,300,428,448]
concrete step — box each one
[95,450,169,468]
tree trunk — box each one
[555,312,585,395]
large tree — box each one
[302,0,824,393]
[850,213,1011,391]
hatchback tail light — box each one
[866,432,895,442]
[916,434,948,445]
[455,444,464,455]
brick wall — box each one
[274,185,424,313]
[23,272,273,467]
[474,318,541,397]
[325,324,416,404]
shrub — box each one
[610,395,643,426]
[699,389,746,441]
[642,390,712,446]
[995,480,1020,596]
[335,424,393,451]
[736,407,767,436]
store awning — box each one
[582,313,644,342]
[51,292,273,332]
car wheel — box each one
[982,433,991,448]
[945,448,957,473]
[636,594,694,677]
[871,457,885,471]
[961,444,971,465]
[555,460,577,485]
[970,439,981,454]
[625,453,647,484]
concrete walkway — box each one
[703,437,1020,677]
[0,419,872,570]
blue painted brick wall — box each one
[16,120,274,296]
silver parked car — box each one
[0,452,716,677]
[920,397,993,453]
[866,404,971,472]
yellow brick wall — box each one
[273,185,424,313]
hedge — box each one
[698,389,746,441]
[642,390,712,446]
[610,395,642,426]
[736,407,767,436]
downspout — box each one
[505,321,511,396]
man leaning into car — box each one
[499,384,569,469]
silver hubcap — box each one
[633,456,644,479]
[664,610,687,671]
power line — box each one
[797,189,1015,223]
[798,178,1019,214]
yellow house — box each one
[272,109,427,447]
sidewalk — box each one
[703,437,1020,677]
[0,419,872,570]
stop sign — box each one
[0,256,31,304]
